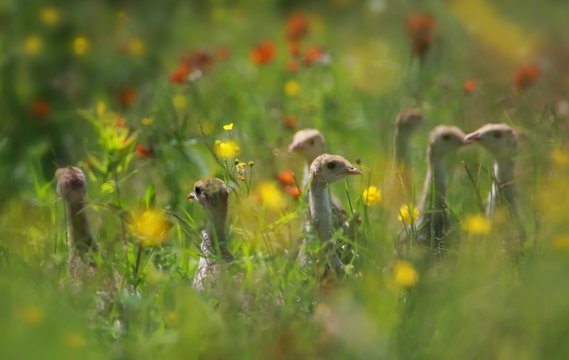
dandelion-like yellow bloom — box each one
[142,117,154,125]
[214,140,240,159]
[362,185,381,206]
[172,95,186,110]
[393,260,418,287]
[550,148,569,167]
[462,214,491,234]
[96,101,106,116]
[62,332,87,349]
[223,123,234,131]
[284,80,300,97]
[132,209,172,247]
[20,305,44,326]
[258,181,286,210]
[552,235,569,251]
[398,204,419,223]
[128,38,145,56]
[40,7,60,26]
[24,35,42,55]
[73,36,89,55]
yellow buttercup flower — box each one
[40,7,61,26]
[462,214,491,234]
[96,101,106,116]
[550,148,569,167]
[61,332,86,349]
[552,235,569,251]
[128,38,145,56]
[73,36,89,55]
[284,80,300,97]
[223,123,234,131]
[132,210,173,247]
[20,305,44,326]
[362,185,381,206]
[173,95,186,110]
[398,204,419,223]
[214,140,240,159]
[393,260,418,287]
[258,182,286,210]
[142,117,154,125]
[24,35,42,55]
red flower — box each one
[289,41,301,57]
[513,64,540,91]
[303,46,323,65]
[135,144,154,159]
[463,79,477,94]
[182,51,214,71]
[282,115,298,129]
[119,88,137,107]
[250,42,276,65]
[406,13,437,61]
[277,170,296,187]
[287,60,299,72]
[30,99,51,119]
[286,14,309,42]
[285,185,301,198]
[170,63,190,84]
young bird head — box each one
[55,166,87,203]
[428,125,468,161]
[310,154,361,185]
[395,108,424,135]
[187,178,229,211]
[464,123,517,159]
[288,129,326,162]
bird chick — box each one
[289,128,327,187]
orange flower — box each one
[406,13,436,61]
[286,14,309,42]
[119,88,137,107]
[170,63,190,84]
[304,46,324,65]
[135,144,154,158]
[250,41,276,65]
[216,47,229,60]
[282,115,298,129]
[285,185,301,198]
[463,79,477,94]
[277,170,296,186]
[287,60,299,72]
[513,64,540,91]
[30,99,51,119]
[182,51,214,71]
[289,41,301,57]
[116,117,127,128]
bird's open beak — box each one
[463,132,481,144]
[288,142,302,152]
[186,192,196,200]
[346,166,362,175]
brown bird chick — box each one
[405,126,468,253]
[187,177,232,292]
[301,154,361,273]
[385,109,424,209]
[55,167,98,262]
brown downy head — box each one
[289,128,326,162]
[55,167,88,203]
[464,123,517,160]
[309,154,362,185]
[395,108,424,135]
[187,178,229,211]
[427,125,468,161]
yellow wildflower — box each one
[173,95,186,110]
[142,117,154,125]
[362,185,381,206]
[223,123,234,131]
[20,305,44,326]
[551,148,569,167]
[214,140,240,159]
[398,204,419,223]
[258,182,286,210]
[96,101,106,116]
[40,7,61,26]
[393,260,418,287]
[73,36,89,56]
[165,311,179,324]
[61,332,86,349]
[552,235,569,251]
[128,38,145,56]
[24,35,42,55]
[284,80,300,97]
[462,214,491,234]
[132,209,172,247]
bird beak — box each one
[186,192,196,200]
[463,132,481,144]
[288,142,302,152]
[346,166,362,175]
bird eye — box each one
[493,131,503,139]
[194,186,202,195]
[442,134,451,141]
[309,139,315,146]
[326,162,337,170]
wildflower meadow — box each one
[2,0,569,359]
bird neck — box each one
[205,204,228,246]
[488,157,516,216]
[420,158,447,212]
[394,129,412,166]
[65,196,96,254]
[308,181,333,242]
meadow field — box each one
[2,0,569,358]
